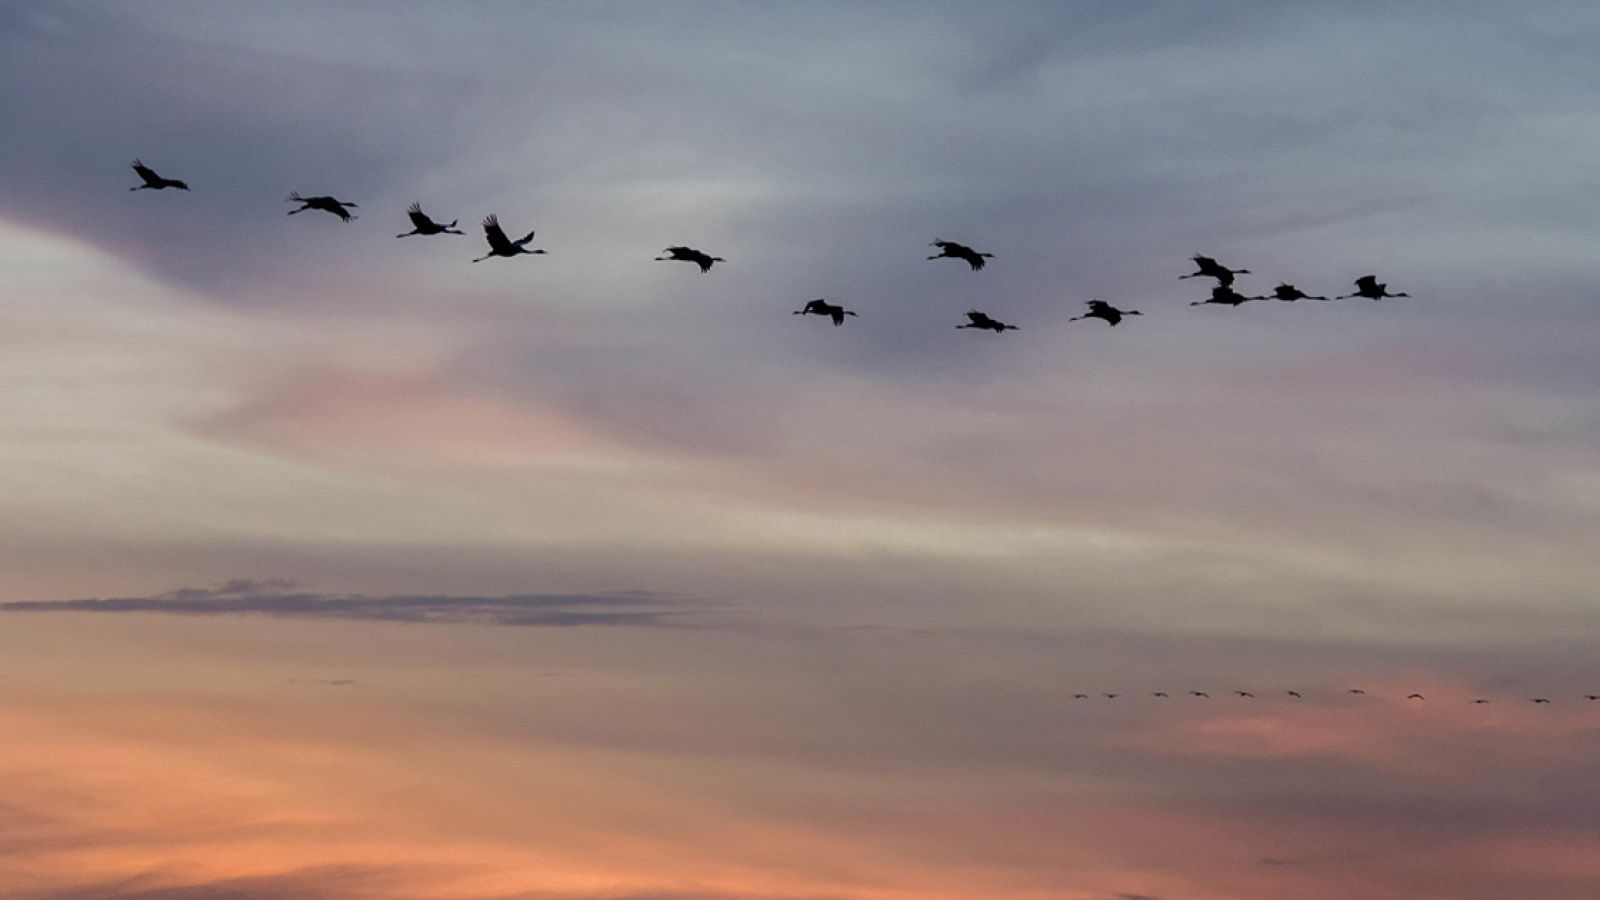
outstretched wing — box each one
[131,160,161,186]
[482,215,513,254]
[829,307,845,326]
[407,203,433,229]
[1354,275,1379,291]
[511,230,537,250]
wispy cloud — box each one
[0,579,687,628]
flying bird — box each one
[1585,695,1600,701]
[1233,691,1255,698]
[473,214,546,262]
[1407,693,1426,700]
[655,246,724,273]
[1285,691,1302,698]
[1189,691,1210,698]
[128,159,188,191]
[1179,254,1249,287]
[1152,692,1170,698]
[1531,698,1552,704]
[928,239,994,271]
[1267,283,1328,302]
[1103,693,1119,699]
[1472,699,1490,704]
[958,310,1018,333]
[286,193,357,222]
[1072,693,1090,699]
[1069,299,1142,327]
[1347,689,1366,695]
[793,299,857,326]
[1337,275,1410,300]
[1190,285,1259,307]
[396,203,463,237]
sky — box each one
[1,1,1599,897]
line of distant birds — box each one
[128,160,1411,329]
[1072,689,1599,704]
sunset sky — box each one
[3,2,1600,897]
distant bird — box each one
[1189,691,1210,698]
[1152,692,1169,698]
[1347,689,1366,695]
[1072,693,1089,700]
[472,214,545,262]
[1233,691,1255,698]
[1531,698,1552,704]
[1407,693,1426,700]
[1472,699,1490,704]
[1586,695,1600,701]
[928,239,994,271]
[655,246,724,273]
[1267,283,1328,302]
[958,310,1018,333]
[1190,285,1259,308]
[1337,275,1410,300]
[1285,691,1302,698]
[1179,254,1249,287]
[128,159,188,191]
[794,298,858,326]
[395,203,463,237]
[286,193,357,222]
[1069,299,1142,327]
[1103,693,1119,699]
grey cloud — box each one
[0,579,687,628]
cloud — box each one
[0,579,687,628]
[11,866,425,900]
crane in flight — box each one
[1179,254,1249,287]
[1267,283,1328,302]
[128,159,189,191]
[472,214,546,262]
[396,203,463,237]
[794,299,858,326]
[1190,285,1258,308]
[928,239,994,271]
[286,193,357,222]
[1337,275,1410,300]
[957,311,1018,333]
[1069,299,1143,327]
[655,246,724,272]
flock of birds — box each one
[1072,689,1599,704]
[128,160,1413,328]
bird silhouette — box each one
[794,299,858,326]
[473,214,546,262]
[1348,689,1366,695]
[1189,691,1210,698]
[1285,691,1302,698]
[286,193,357,222]
[1179,254,1249,287]
[1407,693,1426,700]
[1586,695,1600,701]
[1233,690,1255,698]
[1152,692,1169,698]
[1069,299,1143,327]
[655,246,724,273]
[928,240,994,271]
[1190,285,1259,307]
[958,311,1018,333]
[1337,275,1409,300]
[129,159,188,191]
[396,203,463,237]
[1267,283,1328,302]
[1072,693,1090,699]
[1531,698,1552,704]
[1103,693,1119,699]
[1472,699,1490,704]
